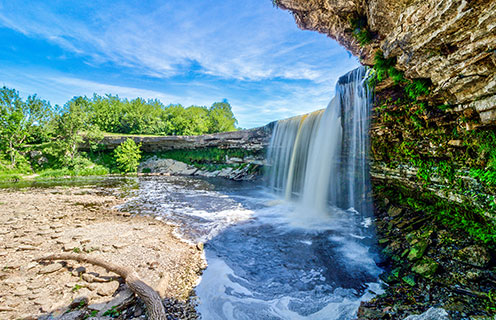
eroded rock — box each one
[277,0,496,112]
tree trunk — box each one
[9,139,15,166]
[36,253,167,320]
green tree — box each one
[0,87,52,166]
[50,96,92,164]
[183,106,210,135]
[113,138,142,173]
[208,101,237,133]
[89,94,124,133]
[163,104,187,135]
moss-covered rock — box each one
[455,245,491,268]
[412,258,439,278]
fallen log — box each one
[36,253,167,320]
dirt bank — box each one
[0,186,205,319]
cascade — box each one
[267,66,372,217]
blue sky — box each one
[0,0,358,128]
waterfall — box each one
[267,67,372,218]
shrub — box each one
[114,139,142,173]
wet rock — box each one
[412,258,439,278]
[97,287,134,316]
[403,307,449,320]
[408,240,429,261]
[357,305,385,318]
[88,302,107,312]
[455,245,491,268]
[69,296,89,309]
[54,310,85,320]
[387,206,403,217]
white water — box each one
[119,67,382,320]
[267,67,373,222]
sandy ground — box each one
[0,186,206,319]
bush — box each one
[114,139,142,173]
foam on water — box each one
[118,67,382,320]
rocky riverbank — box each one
[357,183,496,320]
[0,186,206,320]
[138,157,263,181]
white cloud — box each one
[0,0,361,129]
[0,0,350,82]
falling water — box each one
[125,66,382,319]
[267,67,372,218]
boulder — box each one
[403,307,449,320]
[455,245,491,268]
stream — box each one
[119,175,382,320]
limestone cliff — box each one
[81,125,272,153]
[276,0,496,120]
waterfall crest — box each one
[267,67,372,218]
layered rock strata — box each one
[277,0,496,121]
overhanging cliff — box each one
[276,0,496,118]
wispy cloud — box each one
[0,0,352,82]
[0,0,359,128]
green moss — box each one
[369,51,430,100]
[405,79,431,100]
[375,183,496,246]
[349,16,372,46]
[146,147,260,165]
[143,147,263,173]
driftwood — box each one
[36,253,167,320]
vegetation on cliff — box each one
[365,47,496,318]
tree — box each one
[114,138,142,173]
[208,101,237,133]
[89,94,124,133]
[183,106,210,135]
[0,87,52,166]
[50,96,92,164]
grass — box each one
[37,165,109,179]
[369,51,431,100]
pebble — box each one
[96,281,119,296]
[63,243,80,252]
[82,273,96,283]
[28,282,45,290]
[39,263,63,274]
[18,245,37,251]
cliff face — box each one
[277,0,496,219]
[81,126,272,153]
[277,0,496,119]
[276,3,496,317]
